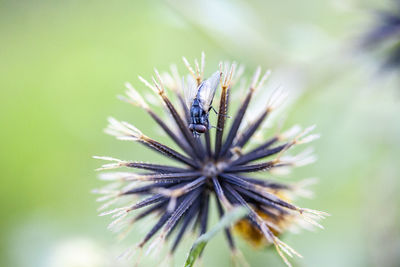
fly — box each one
[185,71,221,138]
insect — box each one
[185,71,221,137]
[233,190,294,248]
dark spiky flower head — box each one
[93,53,328,266]
[362,0,400,72]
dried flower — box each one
[362,0,400,72]
[93,53,328,266]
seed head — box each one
[93,53,328,266]
[361,1,400,72]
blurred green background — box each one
[1,0,399,266]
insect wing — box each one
[183,75,199,109]
[197,71,221,111]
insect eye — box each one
[194,125,207,133]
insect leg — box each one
[209,125,223,131]
[211,106,231,118]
